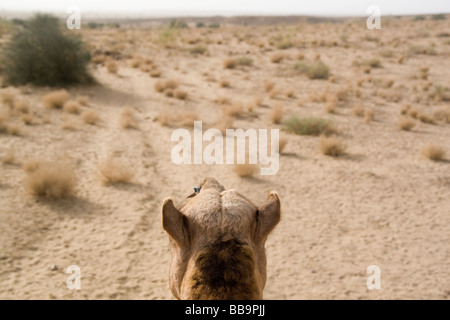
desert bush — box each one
[433,108,450,123]
[189,46,208,55]
[219,79,230,88]
[2,148,16,165]
[236,56,253,66]
[120,107,138,129]
[431,14,446,20]
[76,95,90,106]
[270,52,286,63]
[42,90,70,109]
[222,103,244,117]
[13,99,29,113]
[63,101,81,114]
[21,114,33,125]
[283,116,335,136]
[264,81,275,92]
[294,61,330,80]
[234,164,258,177]
[23,159,76,199]
[98,158,135,185]
[1,14,91,86]
[154,79,178,93]
[399,118,415,131]
[174,89,188,100]
[105,60,118,74]
[364,110,375,123]
[421,144,446,161]
[319,135,346,157]
[82,110,99,125]
[224,58,238,69]
[270,103,284,124]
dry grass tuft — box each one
[82,110,100,125]
[399,118,415,131]
[155,79,179,93]
[76,95,90,106]
[1,91,15,107]
[270,103,284,124]
[105,60,118,74]
[21,114,33,125]
[215,116,234,134]
[174,89,189,100]
[120,107,138,129]
[421,144,446,161]
[364,110,375,123]
[23,159,76,199]
[270,52,286,63]
[219,79,230,88]
[223,58,238,69]
[222,103,244,118]
[418,113,435,124]
[353,104,365,117]
[234,163,258,177]
[13,99,29,113]
[279,134,288,153]
[264,81,275,93]
[98,158,135,185]
[63,101,82,114]
[319,135,346,157]
[42,90,70,109]
[433,108,450,123]
[400,104,410,115]
[2,148,16,165]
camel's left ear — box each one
[255,192,281,242]
[162,198,189,247]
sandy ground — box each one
[0,17,449,299]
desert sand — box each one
[0,15,449,299]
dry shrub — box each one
[150,70,162,78]
[270,103,284,124]
[421,144,446,161]
[286,89,295,98]
[219,79,230,88]
[433,108,450,123]
[105,60,118,74]
[399,117,415,131]
[92,54,106,65]
[295,52,305,60]
[234,164,258,177]
[218,96,231,105]
[215,116,234,134]
[82,110,99,125]
[158,111,171,126]
[1,91,15,107]
[6,124,20,136]
[400,104,410,115]
[270,52,286,63]
[175,111,200,127]
[264,81,275,93]
[222,103,244,117]
[309,90,327,103]
[269,88,281,99]
[279,134,288,153]
[154,79,178,93]
[418,113,435,124]
[42,90,70,109]
[76,95,90,106]
[408,108,419,119]
[174,89,188,100]
[283,116,335,136]
[63,101,81,114]
[23,159,76,199]
[2,148,16,165]
[325,95,338,114]
[353,104,365,117]
[22,114,33,125]
[319,135,346,157]
[364,110,375,123]
[13,99,29,113]
[223,58,237,69]
[120,107,138,129]
[61,119,76,130]
[254,96,264,106]
[98,158,135,185]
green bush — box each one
[431,14,446,20]
[283,116,335,136]
[294,61,330,80]
[1,14,92,86]
[236,56,253,66]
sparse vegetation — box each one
[319,135,346,157]
[399,118,415,131]
[294,61,330,80]
[283,116,335,136]
[421,144,445,161]
[42,90,70,109]
[23,159,76,199]
[270,104,284,124]
[234,163,258,177]
[120,108,138,129]
[82,110,100,125]
[98,158,135,185]
[1,14,91,86]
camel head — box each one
[162,177,280,300]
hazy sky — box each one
[1,0,449,16]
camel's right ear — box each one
[255,192,281,242]
[162,198,188,247]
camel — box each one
[162,177,281,300]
